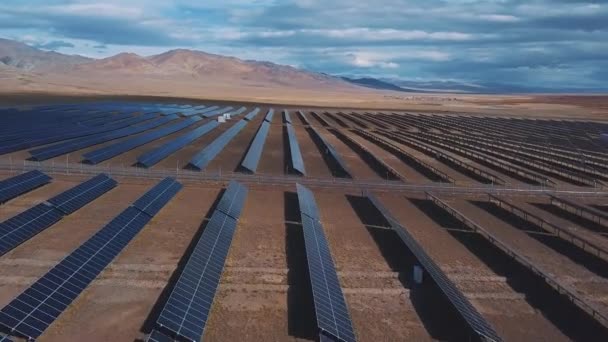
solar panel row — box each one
[0,177,181,341]
[296,184,356,342]
[309,127,351,178]
[147,329,173,342]
[365,193,502,342]
[286,124,306,175]
[0,334,12,342]
[264,108,275,123]
[30,115,179,161]
[0,174,117,257]
[133,177,183,217]
[228,106,247,117]
[202,106,234,118]
[243,108,261,121]
[82,117,202,164]
[154,181,248,342]
[240,121,271,173]
[136,121,220,168]
[298,111,311,125]
[0,170,52,204]
[284,110,292,124]
[187,120,248,171]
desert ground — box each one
[1,95,608,341]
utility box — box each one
[223,113,232,120]
[217,116,226,123]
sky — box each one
[0,0,606,91]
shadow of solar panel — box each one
[147,330,173,342]
[286,124,306,175]
[0,170,51,203]
[0,178,181,340]
[82,117,201,164]
[137,121,219,168]
[241,121,270,173]
[215,181,248,219]
[298,111,310,125]
[296,183,320,220]
[29,115,178,161]
[296,185,356,342]
[187,120,248,170]
[0,203,63,257]
[310,127,351,178]
[243,108,261,121]
[264,108,275,122]
[47,174,117,215]
[133,177,182,217]
[365,193,501,342]
[284,110,292,124]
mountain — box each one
[0,39,356,90]
[0,38,91,72]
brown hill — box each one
[0,38,91,72]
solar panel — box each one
[132,177,183,217]
[296,183,320,220]
[0,178,182,340]
[187,120,248,171]
[296,184,356,342]
[47,174,117,215]
[201,106,234,118]
[198,105,219,114]
[240,121,270,173]
[215,181,248,219]
[309,127,351,178]
[365,193,501,342]
[155,182,248,342]
[264,108,275,122]
[147,330,174,342]
[284,110,292,124]
[298,111,310,125]
[0,203,63,257]
[243,108,261,121]
[136,121,219,168]
[0,170,52,203]
[229,106,247,117]
[286,124,306,175]
[30,115,179,161]
[0,334,13,342]
[82,117,202,164]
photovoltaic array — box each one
[0,170,52,203]
[0,177,181,341]
[286,124,306,175]
[82,116,202,164]
[240,120,271,173]
[137,121,219,168]
[187,120,248,170]
[152,181,248,342]
[296,183,356,342]
[309,127,351,178]
[0,173,117,257]
[365,193,502,342]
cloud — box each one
[33,40,75,50]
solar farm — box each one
[0,101,608,341]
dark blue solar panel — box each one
[284,110,292,124]
[0,334,13,342]
[187,120,248,171]
[0,203,63,257]
[154,181,247,341]
[215,181,248,219]
[366,193,501,342]
[0,170,51,203]
[296,183,320,221]
[309,127,351,178]
[264,109,275,123]
[240,121,270,173]
[82,117,201,164]
[29,115,179,161]
[201,106,234,118]
[137,121,219,168]
[0,178,181,340]
[132,177,182,217]
[47,174,117,215]
[286,124,306,175]
[243,108,261,121]
[296,184,356,342]
[147,330,174,342]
